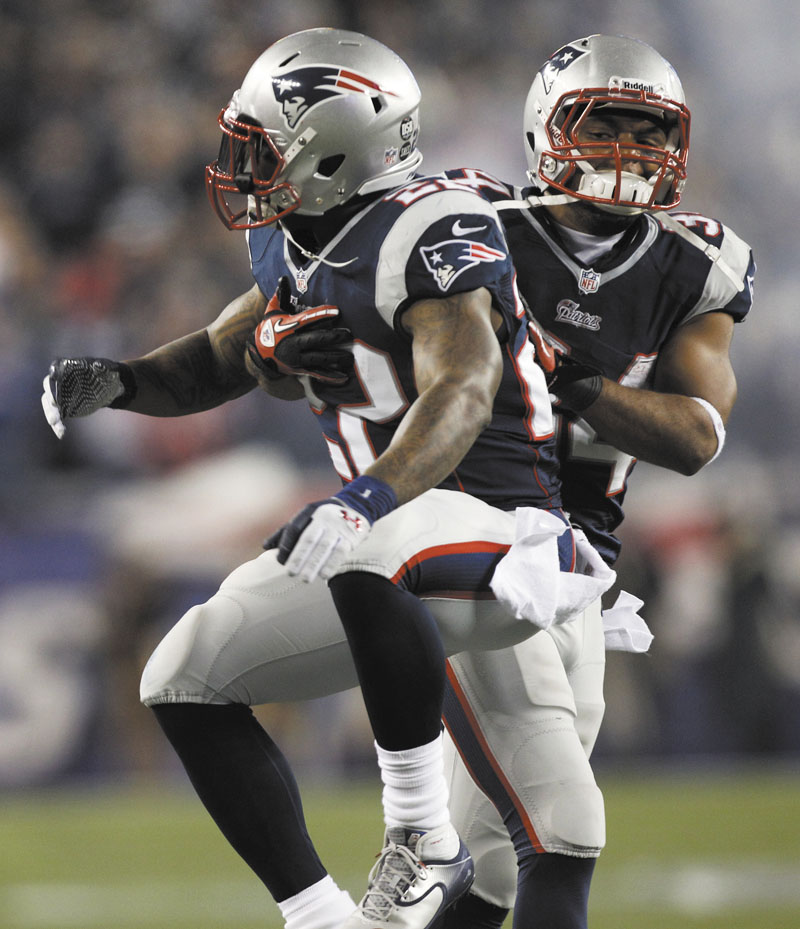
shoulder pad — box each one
[657,212,751,294]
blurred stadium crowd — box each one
[1,0,798,788]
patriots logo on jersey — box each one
[555,299,601,331]
[272,66,395,129]
[420,239,506,292]
[539,45,588,93]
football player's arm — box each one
[264,286,502,582]
[42,284,317,436]
[42,285,265,437]
[364,287,503,504]
[109,283,305,412]
[125,284,285,414]
[580,311,737,474]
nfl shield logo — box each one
[295,268,308,294]
[578,268,601,294]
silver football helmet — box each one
[524,34,690,214]
[206,28,423,229]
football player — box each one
[42,29,614,929]
[432,35,754,929]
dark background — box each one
[1,0,797,788]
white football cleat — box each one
[338,824,474,928]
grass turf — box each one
[2,764,799,928]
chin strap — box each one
[494,192,576,212]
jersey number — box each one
[565,417,635,496]
[324,342,409,480]
[322,339,554,481]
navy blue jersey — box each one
[247,175,561,511]
[443,169,755,564]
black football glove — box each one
[247,276,354,386]
[527,317,603,413]
[41,357,136,438]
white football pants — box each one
[140,489,606,884]
[443,599,606,909]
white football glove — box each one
[267,500,372,583]
[264,476,399,584]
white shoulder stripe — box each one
[658,213,750,296]
[685,223,752,322]
[375,190,504,328]
[717,223,753,285]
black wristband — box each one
[109,362,138,408]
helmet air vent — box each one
[317,154,346,178]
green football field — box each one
[2,765,799,929]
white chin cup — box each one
[576,169,657,214]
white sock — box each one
[375,732,451,832]
[278,875,356,929]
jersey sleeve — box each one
[374,183,514,331]
[664,213,756,325]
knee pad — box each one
[140,599,239,706]
[545,780,606,853]
[509,721,606,855]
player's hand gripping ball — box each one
[247,276,354,385]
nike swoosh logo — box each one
[273,318,299,333]
[452,220,487,236]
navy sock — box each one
[151,703,326,901]
[514,852,596,929]
[329,572,445,750]
[432,853,595,928]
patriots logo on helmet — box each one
[539,44,588,93]
[272,66,396,129]
[420,239,506,293]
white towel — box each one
[490,508,616,630]
[601,590,654,653]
